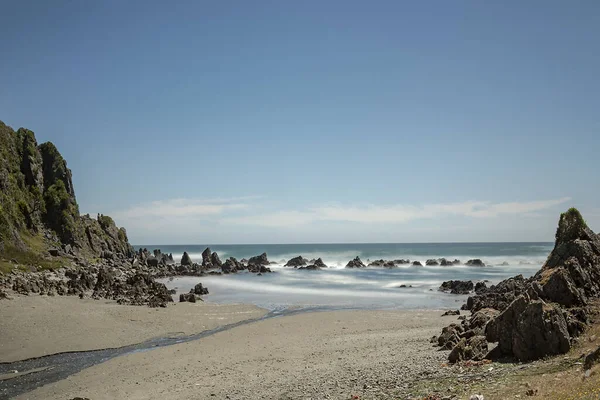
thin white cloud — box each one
[111,197,251,220]
[223,197,571,227]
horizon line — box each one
[132,240,555,247]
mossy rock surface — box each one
[0,120,133,263]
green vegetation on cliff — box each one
[0,120,134,268]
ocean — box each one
[138,242,553,311]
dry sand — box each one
[13,307,454,400]
[0,294,266,363]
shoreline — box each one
[0,293,267,363]
[7,303,454,400]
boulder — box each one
[426,259,439,266]
[511,301,571,362]
[474,281,487,294]
[466,259,485,267]
[438,323,464,350]
[192,282,209,295]
[248,253,269,266]
[346,257,366,268]
[285,256,308,267]
[442,310,460,316]
[147,257,159,267]
[486,296,571,361]
[439,280,474,295]
[486,295,529,355]
[300,258,327,270]
[201,247,212,265]
[210,252,222,267]
[448,335,488,363]
[179,293,196,303]
[181,252,193,266]
[222,257,243,273]
[412,261,423,266]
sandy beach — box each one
[0,294,266,363]
[3,297,453,400]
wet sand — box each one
[10,306,453,400]
[0,294,266,363]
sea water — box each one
[141,242,552,311]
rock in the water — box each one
[439,280,474,295]
[412,261,423,266]
[210,252,222,267]
[201,247,212,266]
[426,259,439,266]
[466,259,485,267]
[181,252,193,266]
[285,256,308,267]
[299,258,328,270]
[346,256,366,268]
[192,282,209,295]
[248,253,269,266]
[179,293,196,303]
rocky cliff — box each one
[0,120,133,270]
[436,208,600,363]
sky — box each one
[1,1,599,244]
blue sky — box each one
[1,1,599,244]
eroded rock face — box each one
[511,301,571,362]
[435,209,600,363]
[448,336,488,364]
[346,257,366,268]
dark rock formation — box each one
[466,259,485,267]
[285,256,308,267]
[474,281,487,294]
[179,293,196,303]
[192,282,209,295]
[448,336,488,364]
[248,253,269,266]
[412,261,422,266]
[435,208,600,363]
[346,257,366,268]
[439,280,474,295]
[299,258,327,270]
[181,252,193,266]
[426,259,439,266]
[442,310,460,316]
[210,252,222,267]
[202,247,212,266]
